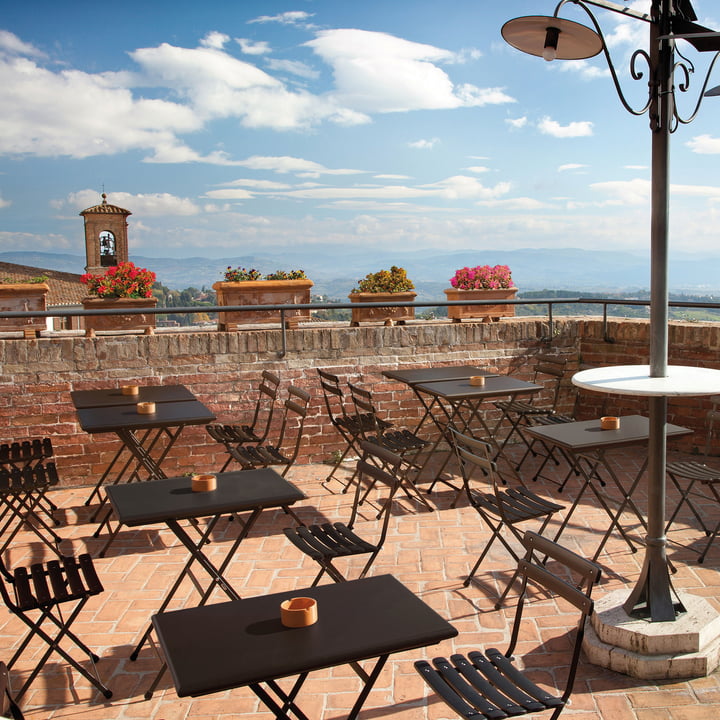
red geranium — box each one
[81,261,156,299]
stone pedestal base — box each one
[583,589,720,679]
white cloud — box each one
[539,117,594,138]
[0,194,10,209]
[200,32,230,50]
[248,11,315,27]
[62,190,202,216]
[235,155,367,176]
[0,30,44,58]
[505,116,527,129]
[590,178,720,206]
[687,134,720,154]
[236,38,271,55]
[466,166,490,174]
[408,138,439,149]
[265,58,319,79]
[558,163,588,172]
[305,29,514,113]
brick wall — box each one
[1,316,717,488]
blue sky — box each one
[1,0,718,264]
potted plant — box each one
[212,267,313,330]
[348,266,417,326]
[81,261,158,333]
[0,274,50,337]
[444,264,517,323]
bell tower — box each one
[80,193,132,274]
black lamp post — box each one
[502,0,720,622]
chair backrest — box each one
[247,370,281,442]
[702,408,720,459]
[271,385,311,472]
[317,369,349,427]
[348,382,383,439]
[532,355,568,412]
[508,531,601,704]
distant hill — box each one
[2,247,718,298]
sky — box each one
[1,0,719,266]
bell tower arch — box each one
[80,193,132,274]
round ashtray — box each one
[601,416,620,430]
[121,385,140,396]
[281,597,318,627]
[469,375,486,387]
[191,473,217,492]
[136,401,156,415]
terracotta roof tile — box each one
[0,261,86,307]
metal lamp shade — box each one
[502,15,603,60]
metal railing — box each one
[3,295,720,356]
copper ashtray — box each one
[136,401,156,415]
[121,384,140,396]
[280,597,318,628]
[601,416,620,430]
[469,375,486,387]
[191,473,217,492]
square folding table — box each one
[412,375,542,485]
[152,573,457,719]
[104,468,306,697]
[72,384,216,515]
[525,414,692,560]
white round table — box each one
[572,364,720,397]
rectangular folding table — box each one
[105,468,307,697]
[152,573,457,719]
[525,414,692,560]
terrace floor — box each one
[2,443,720,720]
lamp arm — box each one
[673,50,720,125]
[557,0,653,116]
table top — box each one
[572,365,720,397]
[75,398,216,434]
[152,573,457,697]
[525,414,692,451]
[105,468,306,526]
[413,375,542,401]
[71,384,196,409]
[382,366,497,386]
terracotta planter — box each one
[0,283,49,336]
[213,279,313,329]
[349,291,417,326]
[82,296,158,333]
[444,287,518,322]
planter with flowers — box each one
[348,266,416,326]
[212,268,313,330]
[0,275,50,337]
[81,261,158,333]
[444,265,517,322]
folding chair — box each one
[666,408,720,563]
[283,441,403,585]
[494,355,568,462]
[206,370,281,471]
[347,382,434,513]
[0,463,63,557]
[0,662,24,720]
[415,531,601,720]
[316,369,391,490]
[0,554,112,701]
[451,429,564,609]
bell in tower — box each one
[80,193,132,275]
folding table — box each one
[104,468,306,697]
[71,384,216,530]
[152,573,457,719]
[525,414,692,561]
[412,375,542,485]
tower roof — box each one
[80,193,131,217]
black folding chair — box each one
[316,369,391,490]
[283,441,403,585]
[0,554,112,701]
[0,463,63,557]
[494,355,568,462]
[451,429,564,608]
[415,531,601,720]
[206,370,281,472]
[666,408,720,563]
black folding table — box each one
[152,573,457,719]
[105,468,306,697]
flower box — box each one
[349,291,417,326]
[213,279,314,330]
[82,296,158,333]
[444,287,518,322]
[0,282,49,336]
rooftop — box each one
[2,443,720,720]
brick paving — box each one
[2,443,720,720]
